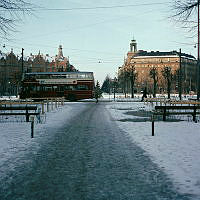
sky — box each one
[0,0,198,84]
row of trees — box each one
[101,66,184,99]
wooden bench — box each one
[151,105,200,136]
[0,105,40,122]
[154,105,200,122]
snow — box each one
[1,96,200,198]
[106,101,200,197]
[0,102,88,180]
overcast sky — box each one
[1,0,198,84]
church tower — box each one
[126,37,137,64]
[57,45,64,60]
[130,38,137,52]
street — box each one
[0,102,192,200]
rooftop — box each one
[133,50,196,60]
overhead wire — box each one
[37,2,170,11]
[0,2,170,12]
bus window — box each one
[53,86,58,91]
[45,86,52,91]
[77,85,88,90]
[58,86,65,91]
[65,85,76,90]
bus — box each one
[19,71,94,101]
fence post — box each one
[163,107,166,121]
[30,116,34,138]
[62,97,64,106]
[42,102,45,114]
[58,98,61,107]
[193,106,197,122]
[47,100,49,112]
[51,99,53,111]
[152,115,155,136]
[25,106,29,122]
[55,98,57,109]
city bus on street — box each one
[19,71,94,101]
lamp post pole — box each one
[179,48,182,100]
[131,65,134,98]
[21,48,24,81]
[113,77,117,101]
[197,0,200,100]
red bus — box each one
[19,72,94,101]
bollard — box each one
[30,116,34,138]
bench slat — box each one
[0,113,39,115]
[155,105,200,110]
[0,107,37,110]
[154,112,200,115]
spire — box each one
[58,45,64,59]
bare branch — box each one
[171,0,198,36]
[0,0,34,38]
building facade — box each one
[118,39,197,95]
[0,45,77,95]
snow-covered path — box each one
[0,102,193,200]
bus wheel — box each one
[68,94,76,101]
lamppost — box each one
[197,0,200,100]
[178,48,182,100]
[113,77,117,101]
[21,48,24,81]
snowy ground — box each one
[106,102,200,198]
[0,102,89,180]
[0,96,200,198]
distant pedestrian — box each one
[141,87,147,101]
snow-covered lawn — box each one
[0,102,88,180]
[106,102,200,197]
[1,97,200,198]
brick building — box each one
[27,45,76,73]
[0,49,22,95]
[118,39,197,94]
[0,45,77,95]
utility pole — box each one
[21,48,24,80]
[179,48,182,100]
[197,0,200,100]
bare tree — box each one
[128,66,137,98]
[118,70,129,97]
[172,0,198,32]
[149,67,158,98]
[0,0,33,38]
[162,66,173,99]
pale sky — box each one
[1,0,198,84]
